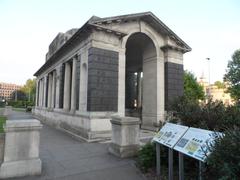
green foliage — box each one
[214,81,225,89]
[170,96,240,131]
[137,142,168,173]
[20,78,36,103]
[170,96,203,127]
[0,101,5,108]
[10,90,26,101]
[7,100,29,108]
[0,116,6,133]
[207,127,240,179]
[137,143,156,172]
[184,71,205,101]
[224,49,240,101]
[171,97,240,179]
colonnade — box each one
[36,56,81,112]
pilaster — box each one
[70,57,77,112]
[51,71,56,108]
[43,76,48,108]
[55,66,61,109]
[47,73,52,108]
[63,62,71,111]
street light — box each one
[206,58,210,85]
[206,57,211,98]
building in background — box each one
[0,82,22,101]
[198,75,234,105]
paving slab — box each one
[4,109,147,180]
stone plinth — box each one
[109,116,140,158]
[0,119,42,179]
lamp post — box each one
[206,58,210,98]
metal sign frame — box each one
[153,123,188,180]
[153,123,223,180]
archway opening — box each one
[125,32,157,123]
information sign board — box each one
[153,123,189,148]
[174,127,223,162]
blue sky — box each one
[0,0,239,85]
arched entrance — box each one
[125,32,157,128]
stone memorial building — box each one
[34,12,191,141]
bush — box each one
[137,142,168,173]
[0,101,5,108]
[207,127,240,179]
[0,116,6,133]
[170,96,240,179]
[8,100,27,108]
[222,104,240,129]
[170,96,240,131]
[137,143,156,172]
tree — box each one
[184,71,205,101]
[224,49,240,101]
[214,81,225,89]
[10,90,26,101]
[20,79,36,103]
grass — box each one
[0,116,6,133]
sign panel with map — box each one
[153,123,189,148]
[173,127,223,162]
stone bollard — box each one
[0,119,42,179]
[109,116,140,158]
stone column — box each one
[41,79,44,107]
[0,119,42,179]
[70,57,77,112]
[47,73,52,108]
[63,62,71,110]
[55,66,61,109]
[79,51,88,112]
[137,72,142,108]
[43,76,48,108]
[51,71,56,108]
[117,49,126,116]
[35,80,39,107]
[109,116,140,158]
[39,79,43,107]
[38,80,41,107]
[156,54,165,125]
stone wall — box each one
[165,62,184,109]
[87,47,119,111]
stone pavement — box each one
[5,109,148,180]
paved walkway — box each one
[5,109,147,180]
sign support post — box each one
[178,152,184,180]
[168,148,173,180]
[199,161,204,180]
[156,143,161,180]
[153,123,223,180]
